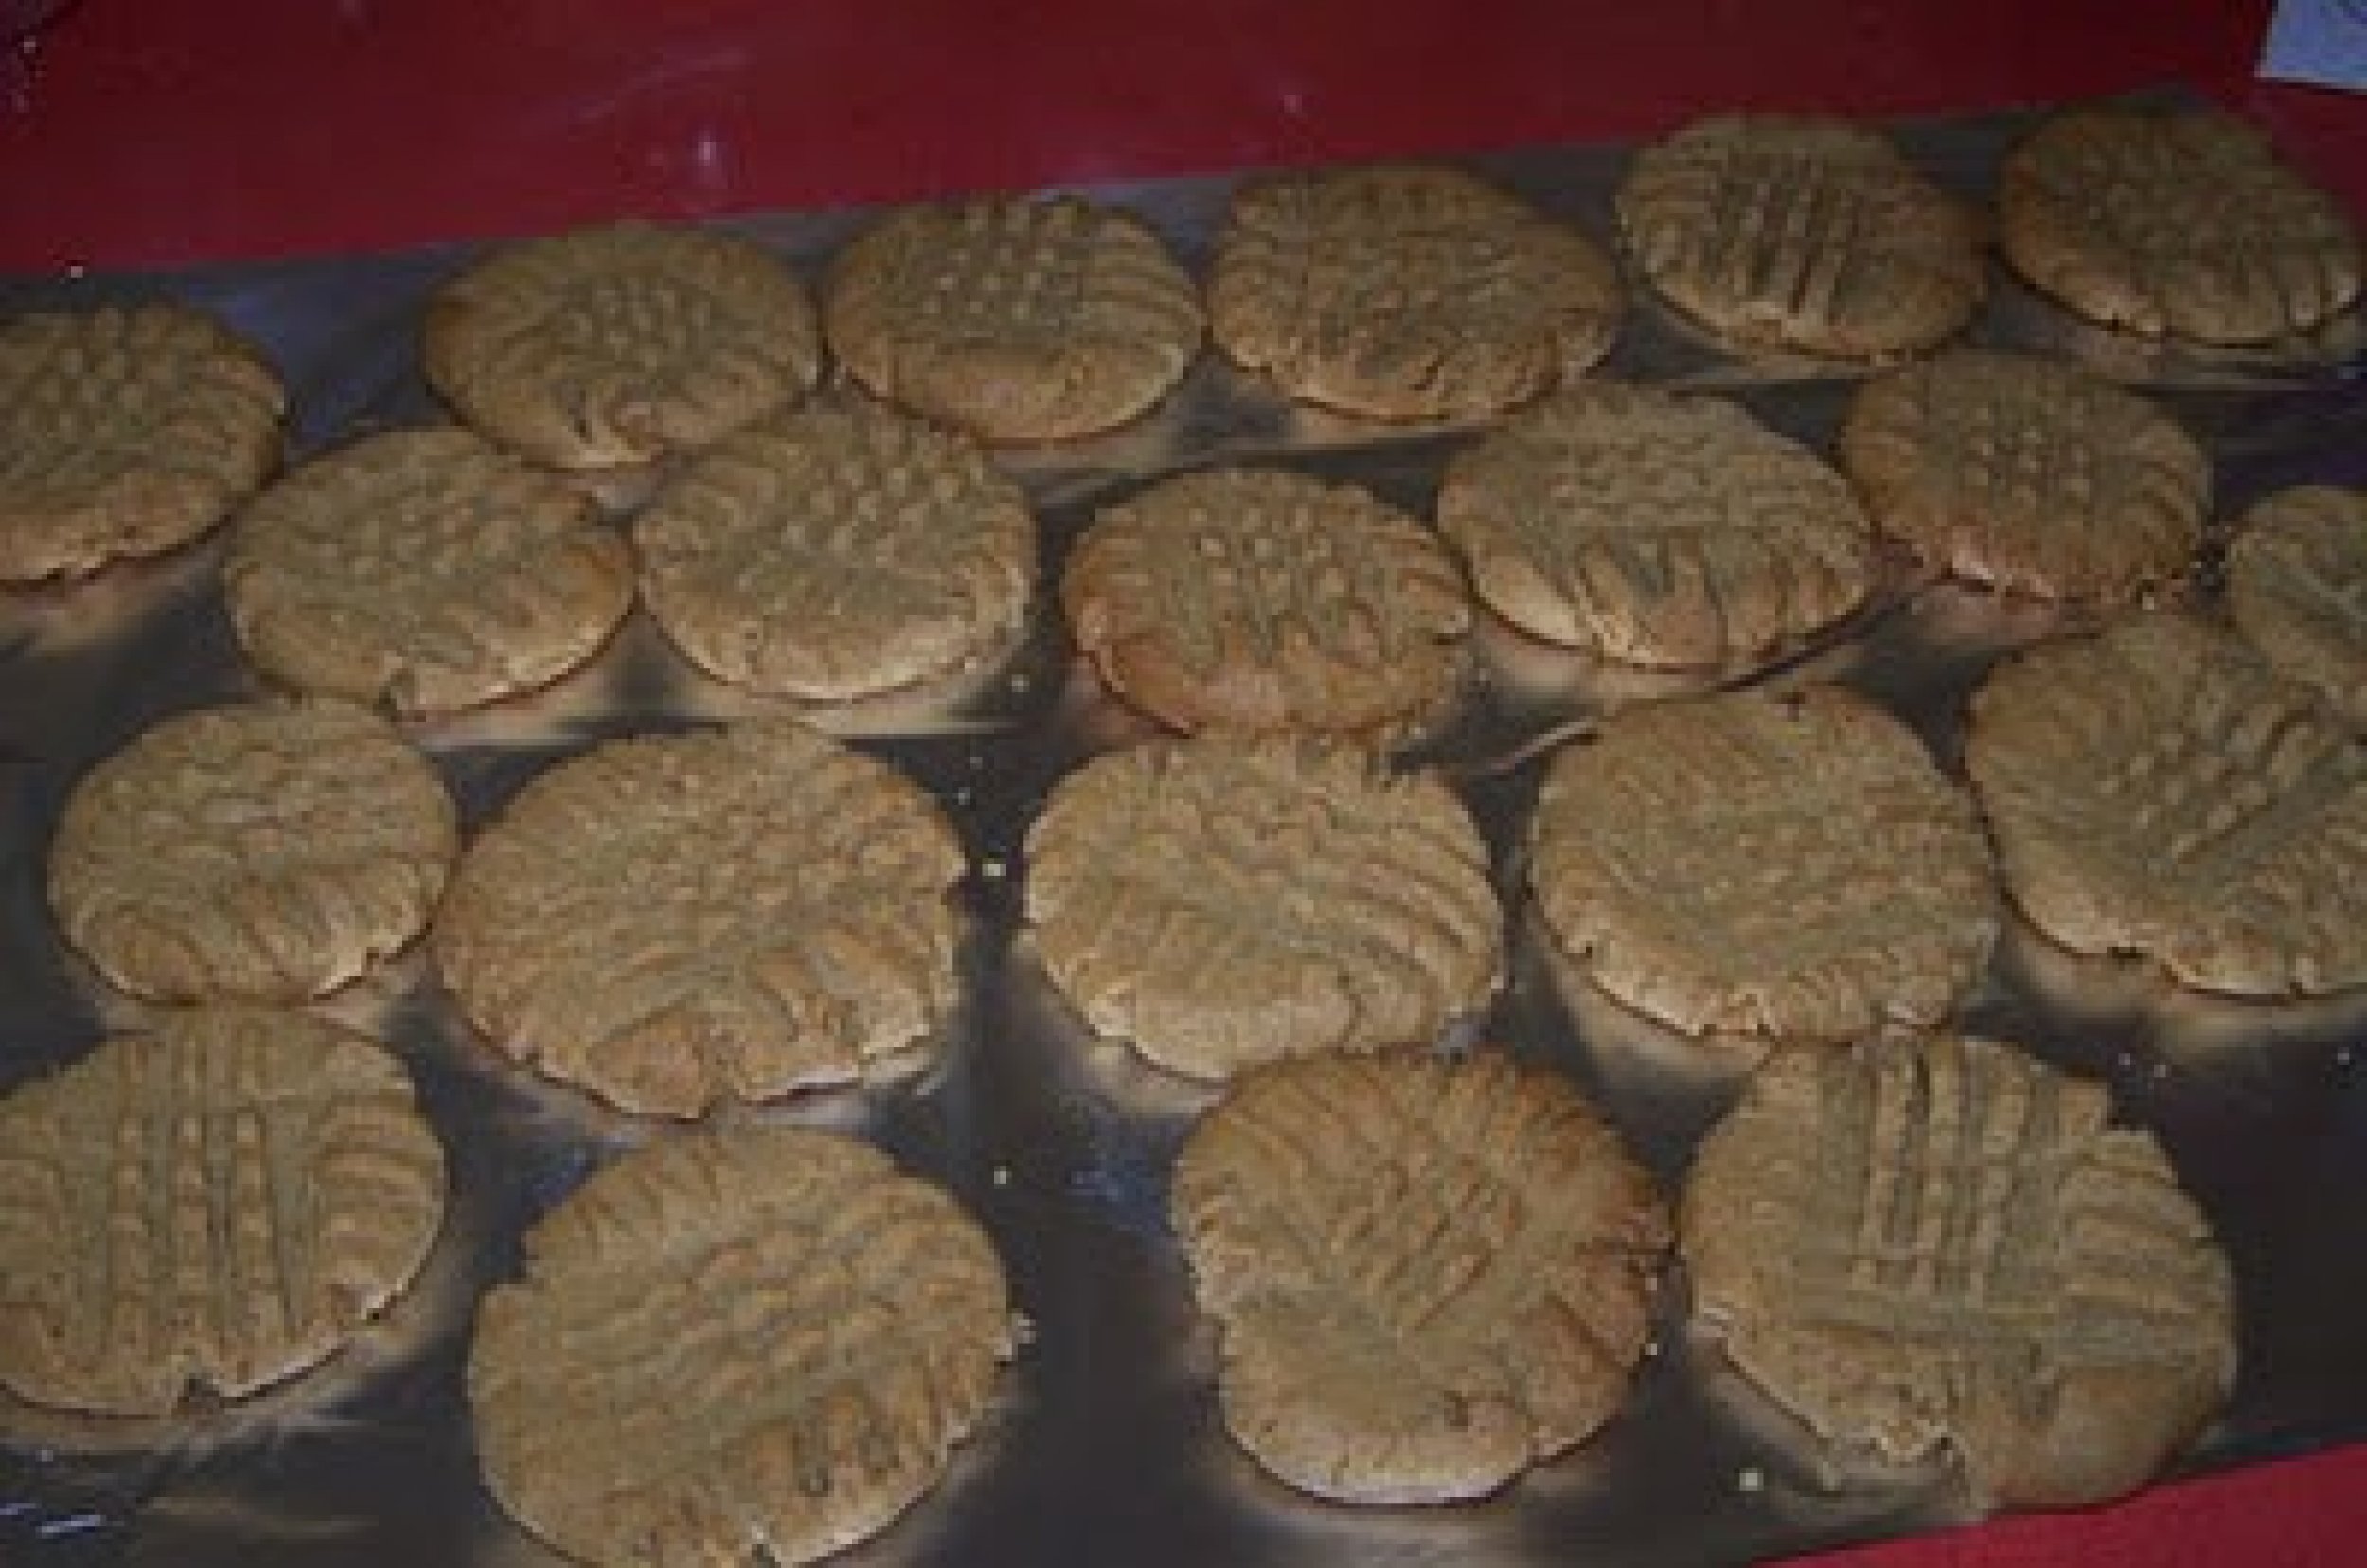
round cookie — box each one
[1025,732,1502,1080]
[824,195,1203,443]
[424,222,821,470]
[224,427,634,715]
[2000,107,2362,344]
[1208,164,1621,421]
[48,700,458,1003]
[1840,349,2209,602]
[1529,685,1997,1041]
[2226,485,2367,726]
[470,1127,1011,1567]
[0,302,285,582]
[636,399,1036,700]
[1172,1050,1669,1504]
[1682,1035,2234,1513]
[0,1005,447,1417]
[1616,114,1984,360]
[435,721,967,1117]
[1966,613,2367,995]
[1435,383,1877,668]
[1063,467,1470,739]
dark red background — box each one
[6,2,2367,1562]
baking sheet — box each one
[5,93,2367,1567]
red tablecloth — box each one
[5,3,2365,1564]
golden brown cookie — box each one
[2000,107,2362,344]
[1965,613,2367,995]
[1063,467,1470,738]
[435,721,966,1116]
[1172,1050,1668,1504]
[1530,686,1996,1041]
[1616,114,1984,360]
[223,427,634,715]
[470,1127,1011,1566]
[424,222,821,470]
[1435,383,1877,667]
[1208,164,1620,421]
[824,195,1203,442]
[2226,485,2367,726]
[0,1005,447,1417]
[1841,349,2208,601]
[1025,732,1501,1079]
[636,399,1036,700]
[1683,1036,2234,1512]
[0,302,285,582]
[48,700,458,1003]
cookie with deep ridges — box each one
[1209,164,1621,420]
[1965,613,2367,995]
[1529,685,1997,1041]
[824,195,1203,443]
[1436,383,1878,668]
[1999,107,2362,344]
[0,1005,447,1417]
[434,721,967,1117]
[1063,466,1470,739]
[1172,1050,1669,1504]
[1616,114,1984,360]
[0,302,285,582]
[636,399,1036,700]
[1841,349,2209,602]
[424,221,821,470]
[1026,731,1502,1080]
[224,427,634,715]
[47,700,458,1003]
[1682,1036,2234,1512]
[470,1127,1012,1566]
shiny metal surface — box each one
[4,97,2366,1567]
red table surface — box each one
[6,3,2367,1565]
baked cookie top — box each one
[1530,684,1997,1042]
[1173,1050,1668,1504]
[825,195,1203,442]
[0,302,284,582]
[435,721,967,1116]
[1436,383,1877,668]
[1209,164,1620,421]
[48,699,458,1003]
[225,427,634,715]
[0,1005,446,1417]
[1966,613,2367,996]
[2226,485,2367,726]
[424,222,820,469]
[470,1127,1011,1566]
[2000,107,2362,344]
[1025,731,1501,1079]
[636,399,1036,700]
[1682,1035,2234,1512]
[1841,348,2209,602]
[1063,466,1470,739]
[1616,114,1984,360]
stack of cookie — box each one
[3,96,2362,1567]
